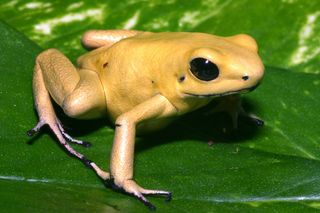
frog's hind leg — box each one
[81,30,141,49]
[27,49,109,180]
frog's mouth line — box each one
[184,84,259,98]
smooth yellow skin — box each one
[31,30,264,208]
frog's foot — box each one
[26,119,87,160]
[27,119,110,178]
[27,120,110,181]
[27,121,91,148]
[106,179,171,211]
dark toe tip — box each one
[146,202,156,211]
[82,141,92,148]
[26,129,36,137]
[165,192,172,202]
[253,118,264,126]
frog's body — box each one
[27,30,264,210]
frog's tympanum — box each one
[27,30,264,210]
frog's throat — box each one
[184,83,260,98]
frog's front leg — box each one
[109,94,177,210]
[28,49,109,179]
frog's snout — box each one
[240,64,264,88]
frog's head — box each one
[177,34,264,99]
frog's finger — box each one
[247,116,264,126]
[240,112,264,127]
[253,118,264,126]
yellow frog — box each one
[27,30,264,210]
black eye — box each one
[190,57,219,81]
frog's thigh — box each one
[37,49,106,119]
[36,49,79,105]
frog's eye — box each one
[190,58,219,81]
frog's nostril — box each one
[242,75,249,81]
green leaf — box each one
[1,0,320,74]
[0,2,320,212]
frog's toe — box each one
[134,192,157,211]
[27,119,84,159]
[106,179,171,210]
[57,123,92,148]
[26,121,45,137]
[27,121,92,148]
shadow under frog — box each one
[136,97,264,152]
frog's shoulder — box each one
[76,31,155,70]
